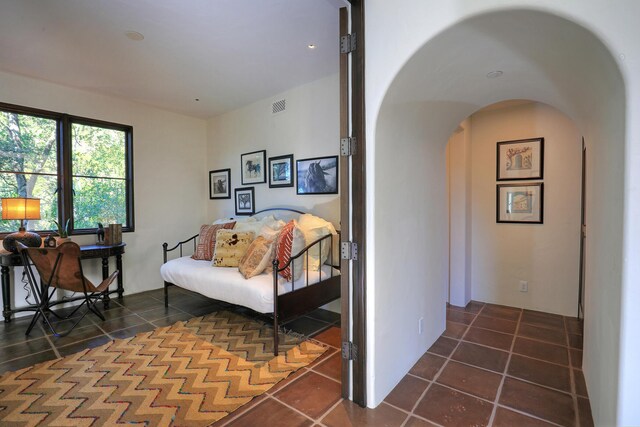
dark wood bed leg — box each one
[273,259,279,356]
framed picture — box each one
[497,183,544,224]
[268,154,294,188]
[209,168,231,199]
[296,155,339,195]
[241,150,267,185]
[234,187,255,215]
[497,137,544,181]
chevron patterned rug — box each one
[0,311,327,426]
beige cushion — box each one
[234,215,285,240]
[212,230,255,267]
[213,216,256,225]
[238,236,274,279]
[303,226,335,270]
[297,213,339,267]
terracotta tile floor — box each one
[375,302,592,427]
[0,290,593,426]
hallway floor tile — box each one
[0,291,593,426]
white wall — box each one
[374,102,449,406]
[467,102,582,316]
[206,74,340,225]
[447,120,472,307]
[0,70,208,309]
[366,4,638,426]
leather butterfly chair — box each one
[18,242,119,337]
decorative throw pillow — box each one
[238,236,274,279]
[297,213,339,267]
[212,230,255,267]
[213,216,256,225]
[303,226,334,271]
[234,215,286,241]
[191,222,236,260]
[274,220,305,281]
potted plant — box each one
[54,219,71,244]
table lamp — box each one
[1,197,42,253]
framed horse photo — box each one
[296,155,339,195]
[209,168,231,199]
[241,150,266,185]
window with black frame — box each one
[0,103,134,236]
[70,121,132,232]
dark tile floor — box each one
[0,292,593,426]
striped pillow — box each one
[274,220,305,281]
[191,222,236,260]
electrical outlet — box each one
[418,317,424,335]
[519,280,528,292]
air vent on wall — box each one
[272,99,286,114]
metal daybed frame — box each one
[161,208,341,355]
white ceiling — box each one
[0,0,343,118]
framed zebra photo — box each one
[241,150,266,185]
[296,155,339,195]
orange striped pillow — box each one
[192,222,235,260]
[274,220,305,281]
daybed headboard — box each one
[252,207,306,223]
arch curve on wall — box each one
[370,8,626,424]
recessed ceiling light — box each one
[125,31,144,41]
[307,44,316,49]
[486,70,504,79]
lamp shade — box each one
[1,198,41,220]
[1,197,42,252]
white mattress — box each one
[160,256,339,314]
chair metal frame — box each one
[18,242,116,337]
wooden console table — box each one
[0,242,126,323]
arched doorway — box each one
[447,100,583,316]
[369,9,625,424]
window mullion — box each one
[60,114,73,234]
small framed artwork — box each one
[241,150,267,185]
[235,187,255,215]
[268,154,294,188]
[209,168,231,199]
[497,137,544,181]
[497,183,544,224]
[296,155,339,195]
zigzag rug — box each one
[0,311,327,426]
